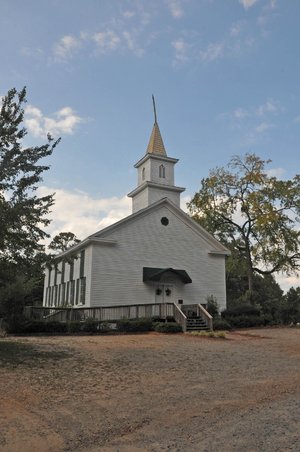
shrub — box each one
[213,318,232,330]
[116,318,153,332]
[206,295,219,318]
[14,320,68,334]
[154,322,182,333]
[225,315,265,328]
[81,319,99,333]
[222,304,261,318]
[68,321,82,333]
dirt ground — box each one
[0,328,299,452]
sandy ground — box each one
[0,328,299,452]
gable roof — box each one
[54,198,230,259]
[91,198,230,255]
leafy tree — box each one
[0,87,60,268]
[48,232,80,254]
[188,154,300,298]
[281,286,300,324]
[0,87,60,322]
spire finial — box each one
[152,94,157,124]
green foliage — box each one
[81,318,101,333]
[280,287,300,324]
[7,320,68,334]
[154,322,182,333]
[0,276,27,332]
[48,232,81,253]
[188,153,300,294]
[0,87,60,323]
[224,315,266,328]
[116,318,153,332]
[68,321,82,333]
[0,87,60,267]
[213,318,232,330]
[222,304,261,318]
[206,295,219,318]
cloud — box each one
[275,274,299,293]
[93,30,121,53]
[54,35,81,59]
[230,21,243,37]
[200,42,224,62]
[123,31,144,57]
[239,0,259,9]
[38,187,131,242]
[172,38,189,63]
[257,99,280,116]
[123,11,136,19]
[265,168,286,178]
[165,0,184,18]
[52,25,146,59]
[255,122,274,133]
[25,105,83,138]
[234,108,249,119]
[257,0,277,27]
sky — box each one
[1,0,299,290]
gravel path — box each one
[0,328,299,451]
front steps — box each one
[186,316,210,332]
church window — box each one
[161,217,169,226]
[142,167,145,180]
[61,283,66,304]
[80,250,85,278]
[70,280,75,305]
[66,281,70,304]
[70,259,74,281]
[75,279,80,305]
[80,277,86,305]
[47,268,51,287]
[159,164,165,178]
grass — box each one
[188,331,227,339]
[0,339,71,367]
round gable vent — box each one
[161,217,169,226]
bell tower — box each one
[128,97,185,213]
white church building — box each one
[43,106,230,321]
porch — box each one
[24,303,213,332]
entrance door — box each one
[155,284,174,303]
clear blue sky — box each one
[1,0,299,288]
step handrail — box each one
[173,303,187,332]
[197,304,213,331]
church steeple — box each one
[128,97,185,213]
[146,96,167,156]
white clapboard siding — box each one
[89,204,227,310]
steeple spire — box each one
[152,94,157,123]
[146,95,167,156]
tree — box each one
[48,232,80,254]
[188,154,300,298]
[0,87,60,269]
[281,286,300,324]
[0,87,60,324]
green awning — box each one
[143,267,192,284]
